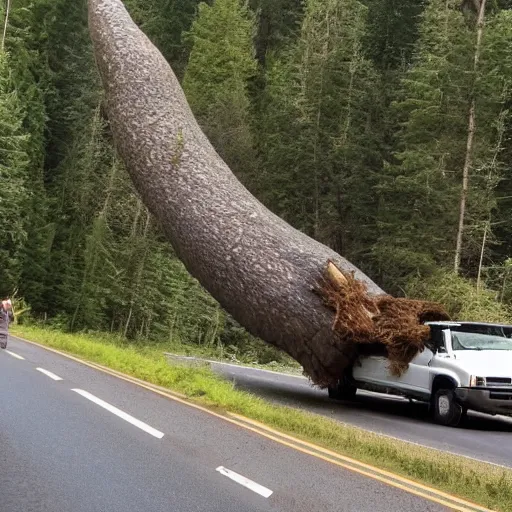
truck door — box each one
[352,355,389,385]
[392,348,434,395]
[353,348,434,396]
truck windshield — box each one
[451,331,512,351]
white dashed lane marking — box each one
[36,368,63,381]
[72,389,165,439]
[216,466,273,498]
[5,350,24,360]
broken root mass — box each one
[316,261,450,381]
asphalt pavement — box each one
[165,356,512,468]
[1,337,452,512]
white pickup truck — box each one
[328,321,512,426]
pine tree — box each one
[474,7,512,278]
[183,0,258,182]
[363,0,426,167]
[124,0,202,79]
[0,51,29,295]
[256,52,305,223]
[365,0,426,72]
[249,0,304,65]
[258,0,381,267]
[5,0,54,311]
[373,0,474,289]
[374,0,512,290]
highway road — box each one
[0,337,461,512]
[165,356,512,469]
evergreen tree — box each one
[373,0,473,289]
[6,0,54,311]
[363,0,426,165]
[374,0,512,290]
[183,0,258,182]
[475,7,512,278]
[124,0,203,79]
[258,0,381,267]
[249,0,304,65]
[255,52,304,222]
[365,0,426,72]
[0,51,29,295]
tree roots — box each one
[316,261,450,379]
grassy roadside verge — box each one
[12,325,512,511]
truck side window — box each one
[430,329,446,353]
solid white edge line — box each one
[36,368,63,381]
[216,466,273,498]
[163,353,307,379]
[5,350,24,360]
[72,389,164,439]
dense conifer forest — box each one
[1,0,511,359]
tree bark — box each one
[476,220,488,292]
[454,0,487,274]
[87,0,444,386]
[1,0,11,52]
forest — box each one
[1,0,511,361]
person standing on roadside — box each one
[0,299,14,349]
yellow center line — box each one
[228,414,495,512]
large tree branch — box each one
[87,0,447,386]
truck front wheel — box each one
[432,388,463,427]
[328,376,357,401]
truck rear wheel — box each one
[432,388,463,427]
[328,376,357,401]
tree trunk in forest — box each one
[87,0,448,386]
[476,220,488,292]
[454,0,487,274]
[124,202,150,338]
[1,0,11,51]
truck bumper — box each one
[455,388,512,416]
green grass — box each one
[34,323,302,374]
[12,324,512,512]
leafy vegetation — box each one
[407,270,512,323]
[0,0,511,364]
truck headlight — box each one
[469,376,486,387]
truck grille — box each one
[489,391,512,401]
[486,377,512,386]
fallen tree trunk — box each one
[88,0,449,386]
